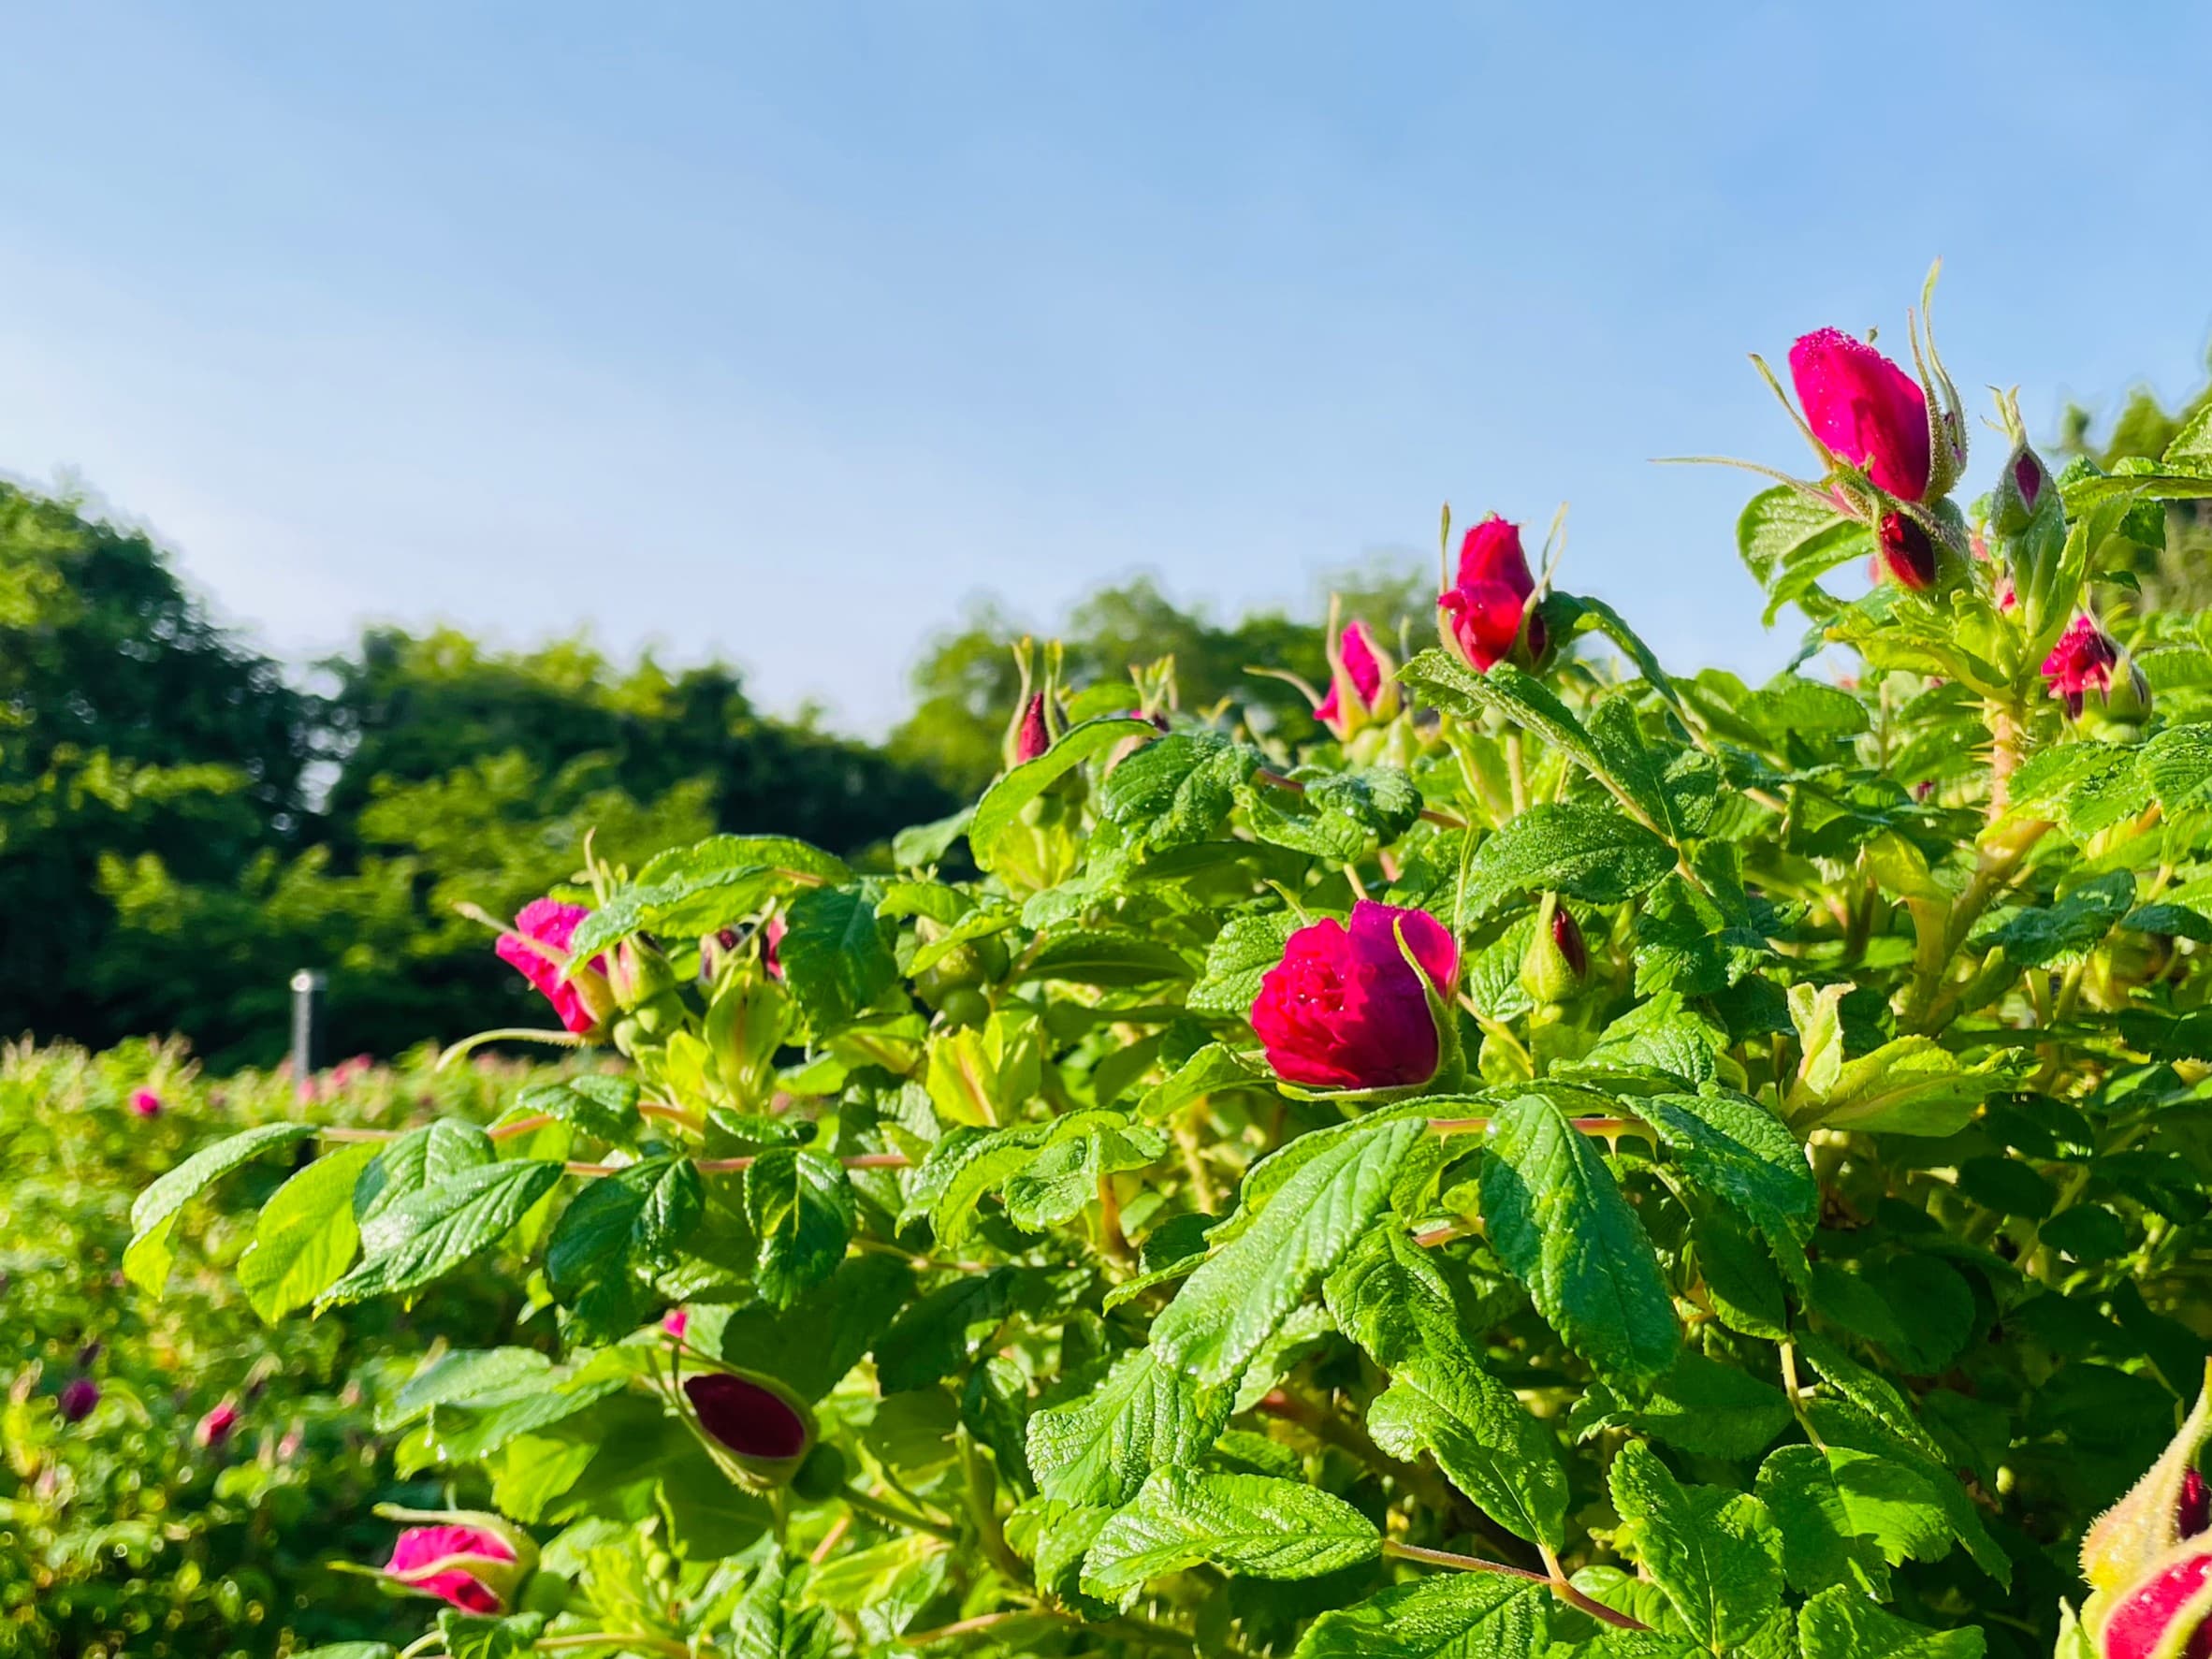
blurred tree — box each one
[0,483,313,1048]
[889,556,1433,795]
[2060,358,2212,612]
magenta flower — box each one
[195,1400,240,1448]
[1012,692,1052,764]
[1314,619,1399,739]
[1788,327,1932,502]
[57,1376,99,1423]
[685,1372,811,1462]
[1250,901,1460,1091]
[2098,1546,2212,1659]
[662,1308,690,1340]
[129,1088,162,1118]
[1438,516,1543,675]
[2043,617,2122,718]
[382,1522,530,1614]
[494,898,609,1035]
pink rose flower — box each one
[1788,327,1932,502]
[495,897,609,1034]
[383,1523,523,1614]
[1438,516,1543,675]
[1249,900,1459,1091]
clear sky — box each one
[5,3,2210,734]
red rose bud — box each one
[2044,617,2125,719]
[1520,894,1590,1007]
[2096,1545,2212,1659]
[1314,614,1402,740]
[495,898,614,1035]
[662,1308,689,1340]
[195,1399,240,1448]
[1438,515,1543,675]
[1013,691,1052,763]
[380,1516,536,1615]
[57,1376,98,1423]
[1991,443,2056,536]
[129,1088,162,1118]
[1788,327,1933,502]
[1877,513,1938,591]
[2085,1364,2212,1598]
[683,1370,816,1488]
[1250,900,1460,1091]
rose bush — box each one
[135,281,2212,1659]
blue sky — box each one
[5,3,2211,733]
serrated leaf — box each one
[1027,1347,1238,1508]
[1738,486,1865,616]
[1644,1092,1814,1290]
[1798,1585,1985,1659]
[1400,651,1608,782]
[320,1159,562,1307]
[1463,804,1676,916]
[1014,928,1191,986]
[546,1156,704,1336]
[1099,730,1257,856]
[779,884,897,1028]
[745,1147,854,1309]
[1973,870,2133,968]
[1187,910,1298,1017]
[1479,1091,1680,1382]
[1289,1573,1550,1659]
[238,1142,381,1322]
[969,716,1157,874]
[514,1075,641,1146]
[1325,1227,1566,1547]
[1575,1351,1793,1460]
[1150,1116,1423,1387]
[1608,1439,1783,1650]
[569,835,851,959]
[1755,1444,1893,1598]
[1078,1469,1379,1596]
[1587,694,1717,842]
[125,1123,318,1295]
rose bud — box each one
[662,1308,689,1340]
[1250,900,1461,1092]
[1438,515,1544,675]
[377,1513,537,1614]
[2093,1544,2212,1659]
[495,897,615,1036]
[56,1376,98,1423]
[1521,894,1589,1006]
[129,1088,162,1118]
[1787,327,1933,502]
[1011,692,1052,764]
[2085,1365,2212,1599]
[681,1369,817,1490]
[1991,441,2058,537]
[2044,617,2132,720]
[1313,611,1402,741]
[1877,513,1938,591]
[196,1400,240,1449]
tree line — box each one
[1,480,1428,1066]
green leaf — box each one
[436,1611,546,1659]
[2144,724,2212,811]
[125,1122,318,1295]
[1187,910,1298,1017]
[570,834,851,958]
[1150,1116,1423,1388]
[1798,1585,1985,1659]
[1463,804,1676,915]
[745,1147,854,1309]
[1794,1333,1946,1463]
[730,1549,837,1659]
[1400,651,1608,782]
[1014,928,1192,986]
[238,1142,381,1322]
[1000,1113,1170,1231]
[892,807,975,869]
[922,1125,1055,1247]
[1078,1469,1379,1597]
[1289,1574,1550,1659]
[1479,1090,1680,1382]
[546,1156,704,1336]
[514,1075,640,1146]
[1027,1347,1238,1508]
[1790,1038,2017,1138]
[1738,486,1865,613]
[779,885,897,1028]
[875,1268,1025,1393]
[1644,1091,1814,1290]
[969,716,1156,873]
[1324,1227,1566,1547]
[1099,731,1257,855]
[1138,1041,1269,1121]
[319,1159,562,1307]
[1587,694,1717,842]
[1576,1350,1794,1461]
[1973,870,2134,968]
[1755,1444,1893,1598]
[719,1254,913,1401]
[292,1645,400,1659]
[1608,1439,1783,1651]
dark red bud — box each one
[2183,1467,2209,1540]
[58,1377,99,1422]
[1550,905,1587,979]
[1877,513,1937,591]
[1014,693,1051,764]
[684,1373,809,1461]
[2015,451,2043,510]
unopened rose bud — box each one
[376,1512,538,1614]
[196,1400,240,1449]
[1990,441,2056,536]
[1877,513,1937,591]
[1012,692,1051,764]
[662,1308,689,1340]
[57,1376,98,1423]
[495,898,614,1036]
[1438,516,1544,675]
[1313,610,1401,741]
[129,1088,162,1118]
[1521,895,1589,1005]
[682,1369,816,1490]
[1788,327,1937,502]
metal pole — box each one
[290,969,326,1099]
